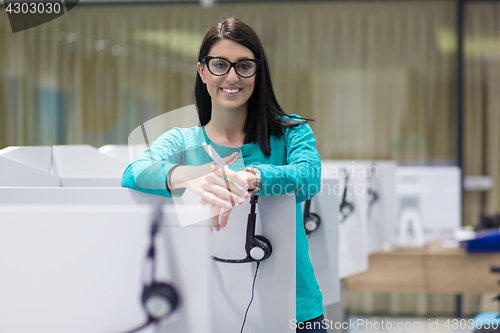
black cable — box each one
[122,319,153,333]
[239,261,260,333]
[147,204,160,285]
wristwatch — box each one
[244,166,262,195]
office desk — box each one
[345,242,500,293]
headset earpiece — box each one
[303,199,321,235]
[304,212,321,234]
[142,282,179,321]
[212,196,272,263]
[248,235,272,261]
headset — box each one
[303,199,321,235]
[367,163,379,218]
[211,195,271,333]
[339,168,355,223]
[120,204,179,333]
[211,195,272,263]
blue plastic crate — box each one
[462,230,500,253]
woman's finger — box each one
[199,190,233,210]
[201,173,246,204]
[204,203,215,231]
[211,204,222,231]
[210,165,248,192]
[209,170,249,198]
[197,198,207,210]
[219,207,232,230]
[204,182,247,208]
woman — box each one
[122,17,327,333]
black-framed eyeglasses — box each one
[202,56,261,78]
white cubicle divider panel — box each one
[0,146,53,172]
[98,144,148,165]
[363,161,397,253]
[322,160,369,279]
[52,145,129,187]
[0,187,213,230]
[395,167,461,244]
[0,146,60,187]
[210,194,296,333]
[0,205,212,333]
[0,187,169,205]
[305,178,340,306]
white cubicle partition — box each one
[0,187,297,331]
[99,144,148,165]
[210,194,296,333]
[0,187,165,205]
[0,145,130,188]
[364,161,397,253]
[322,160,369,279]
[305,178,340,306]
[0,146,60,187]
[0,205,212,333]
[52,145,129,187]
[395,167,461,243]
[0,187,215,229]
[0,146,52,172]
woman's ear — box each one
[197,62,206,83]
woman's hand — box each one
[169,152,249,230]
[206,169,256,230]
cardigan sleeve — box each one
[121,127,186,198]
[249,122,322,203]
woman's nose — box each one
[226,66,239,82]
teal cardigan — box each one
[121,119,323,322]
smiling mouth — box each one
[221,88,242,94]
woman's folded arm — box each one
[249,122,321,203]
[121,128,186,198]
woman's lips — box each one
[220,87,242,97]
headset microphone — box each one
[303,199,321,235]
[119,203,179,333]
[212,195,272,263]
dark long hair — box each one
[194,17,314,156]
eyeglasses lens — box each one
[208,58,257,77]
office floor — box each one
[347,316,474,333]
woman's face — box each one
[197,39,256,114]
